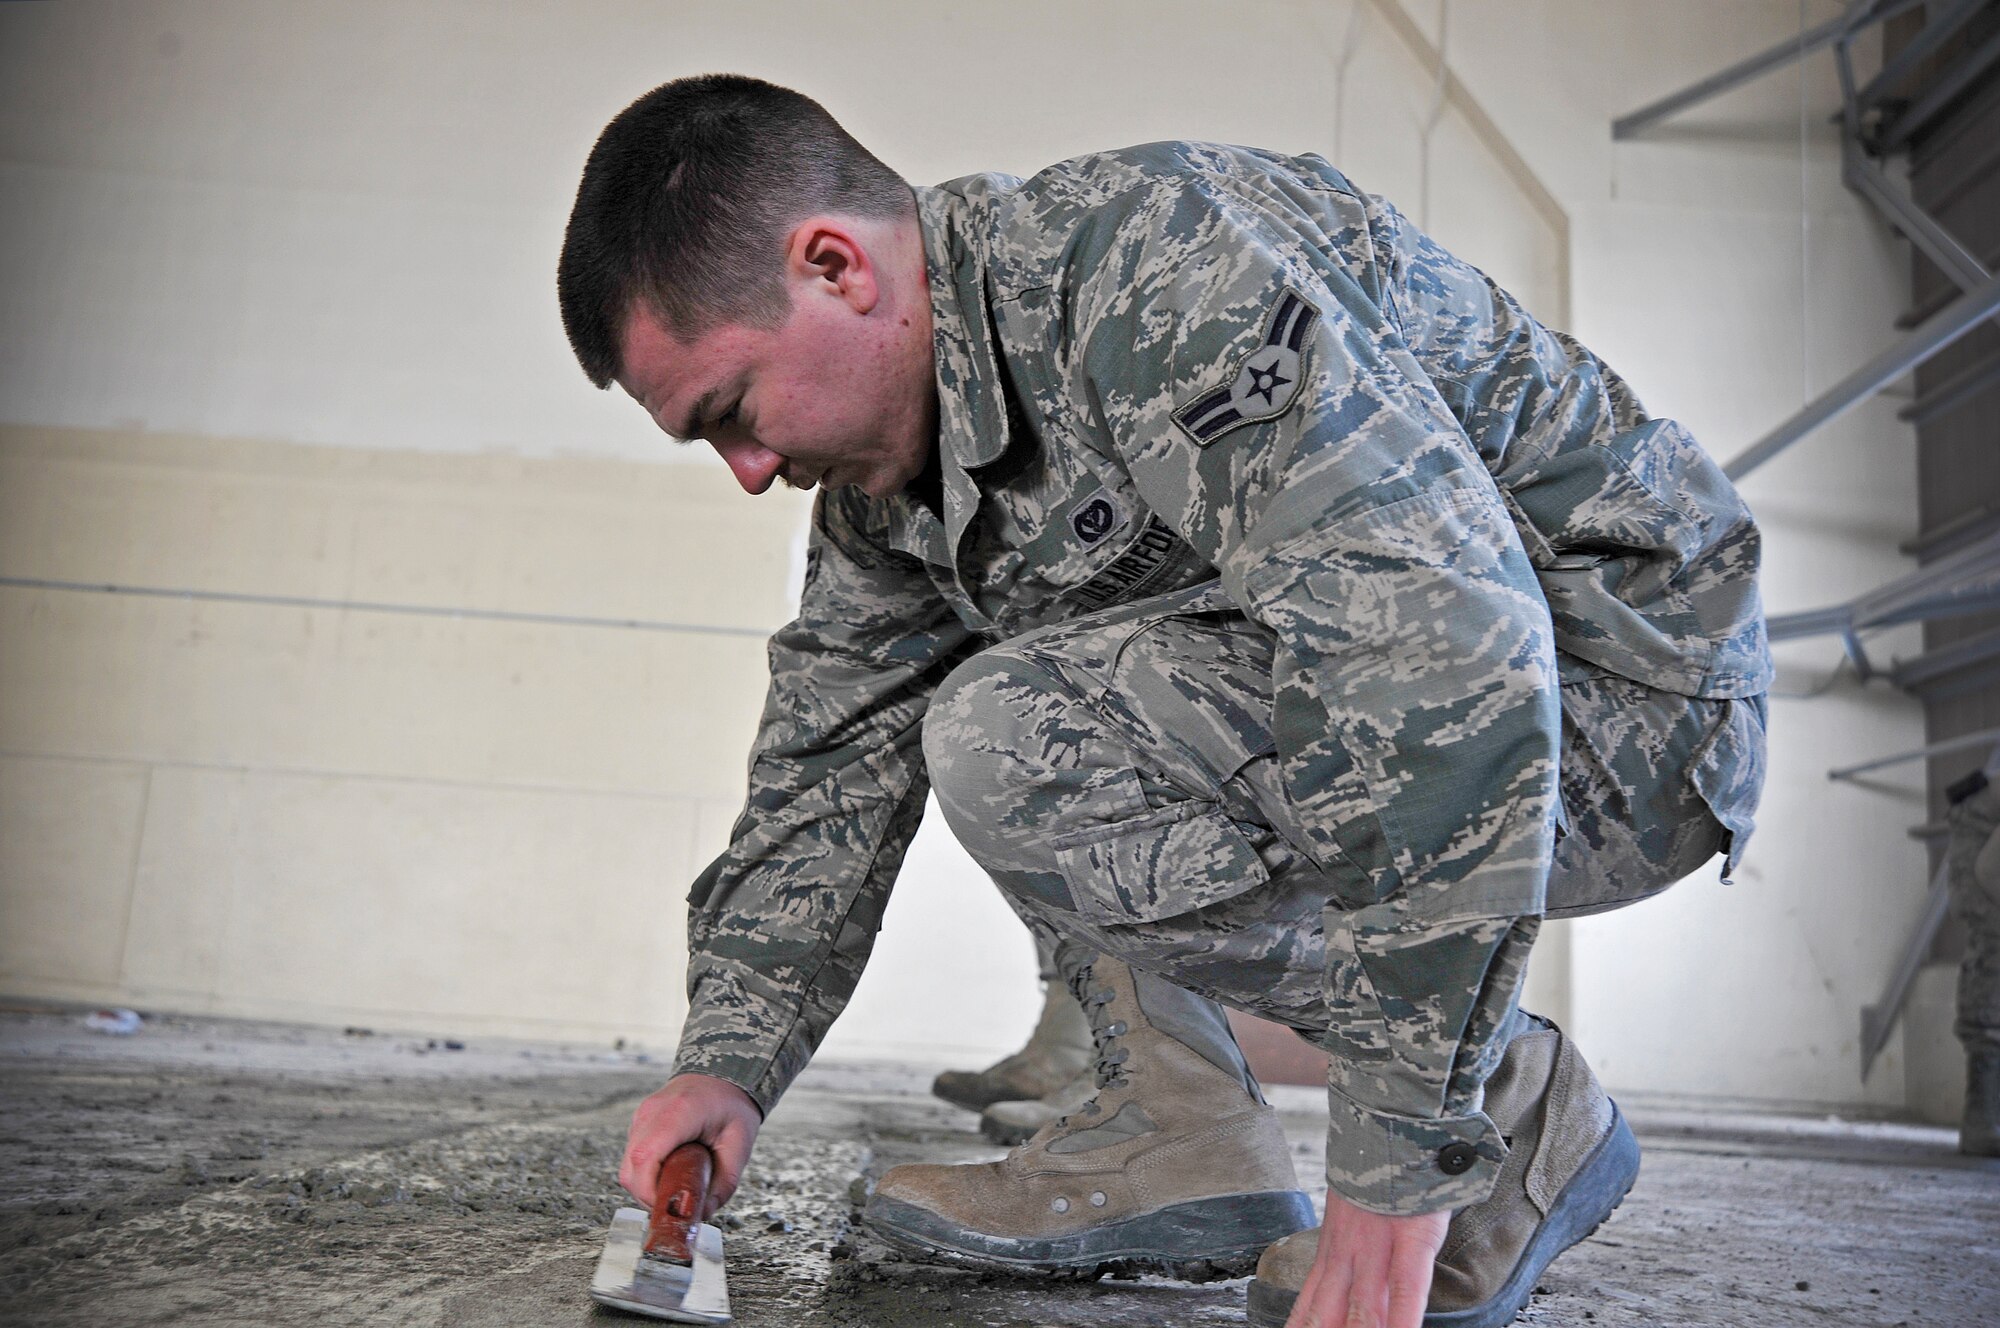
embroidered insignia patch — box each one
[1171,287,1320,447]
[1072,513,1186,610]
[1068,487,1128,547]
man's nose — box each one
[710,438,784,495]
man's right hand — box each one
[619,1072,764,1216]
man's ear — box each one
[786,218,880,315]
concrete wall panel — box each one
[119,766,696,1041]
[0,427,784,1045]
[0,755,149,991]
[0,583,774,802]
[0,428,806,630]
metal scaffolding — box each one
[1615,0,2000,1082]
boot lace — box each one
[1051,966,1131,1129]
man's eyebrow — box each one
[670,387,722,442]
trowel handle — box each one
[643,1142,714,1265]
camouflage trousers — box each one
[1945,780,2000,1053]
[925,580,1767,1081]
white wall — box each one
[0,1,1932,1108]
[1412,0,1927,1109]
[0,0,1558,459]
[0,0,1560,1068]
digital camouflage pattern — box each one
[919,582,1761,1213]
[1946,779,2000,1055]
[672,142,1771,1214]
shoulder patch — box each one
[1170,287,1319,448]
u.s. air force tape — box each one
[1170,287,1319,447]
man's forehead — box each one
[615,306,686,388]
[616,308,716,430]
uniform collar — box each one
[915,184,1013,473]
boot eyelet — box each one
[1051,1196,1070,1213]
[1089,1191,1107,1207]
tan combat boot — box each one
[979,1064,1097,1145]
[1965,1049,2000,1157]
[932,976,1094,1113]
[1247,1018,1639,1327]
[867,957,1315,1279]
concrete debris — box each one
[0,1011,1995,1326]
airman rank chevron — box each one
[1171,287,1319,447]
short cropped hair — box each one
[558,74,913,388]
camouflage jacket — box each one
[672,142,1771,1200]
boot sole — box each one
[1245,1104,1641,1328]
[864,1188,1317,1284]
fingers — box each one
[619,1074,765,1215]
[1284,1259,1332,1328]
[1284,1222,1374,1328]
[1385,1264,1429,1328]
[619,1126,672,1208]
[1292,1195,1447,1328]
[1343,1237,1391,1328]
[625,1095,696,1208]
[702,1118,754,1219]
[1386,1210,1449,1328]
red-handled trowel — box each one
[589,1143,732,1322]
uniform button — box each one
[1437,1143,1478,1175]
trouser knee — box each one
[1546,678,1766,916]
[921,646,1075,871]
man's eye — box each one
[715,403,740,429]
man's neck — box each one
[907,443,945,519]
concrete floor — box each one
[1,1009,1996,1327]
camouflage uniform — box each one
[1945,773,2000,1060]
[672,143,1772,1216]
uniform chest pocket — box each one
[1052,790,1274,925]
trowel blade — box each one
[589,1206,731,1323]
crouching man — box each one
[556,74,1770,1328]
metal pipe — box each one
[1842,140,1993,294]
[1723,269,2000,479]
[1612,6,1869,140]
[1900,505,2000,559]
[1898,344,2000,424]
[1859,859,1952,1081]
[1829,725,2000,781]
[1921,119,2000,216]
[1875,24,2000,153]
[1612,0,1929,139]
[1847,530,2000,628]
[1893,626,2000,691]
[1767,531,2000,647]
[1870,585,2000,630]
[1925,657,2000,702]
[1855,0,1991,110]
[1766,605,1857,642]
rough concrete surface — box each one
[1,1008,1996,1326]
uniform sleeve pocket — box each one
[1053,800,1273,925]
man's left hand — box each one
[1284,1191,1450,1328]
